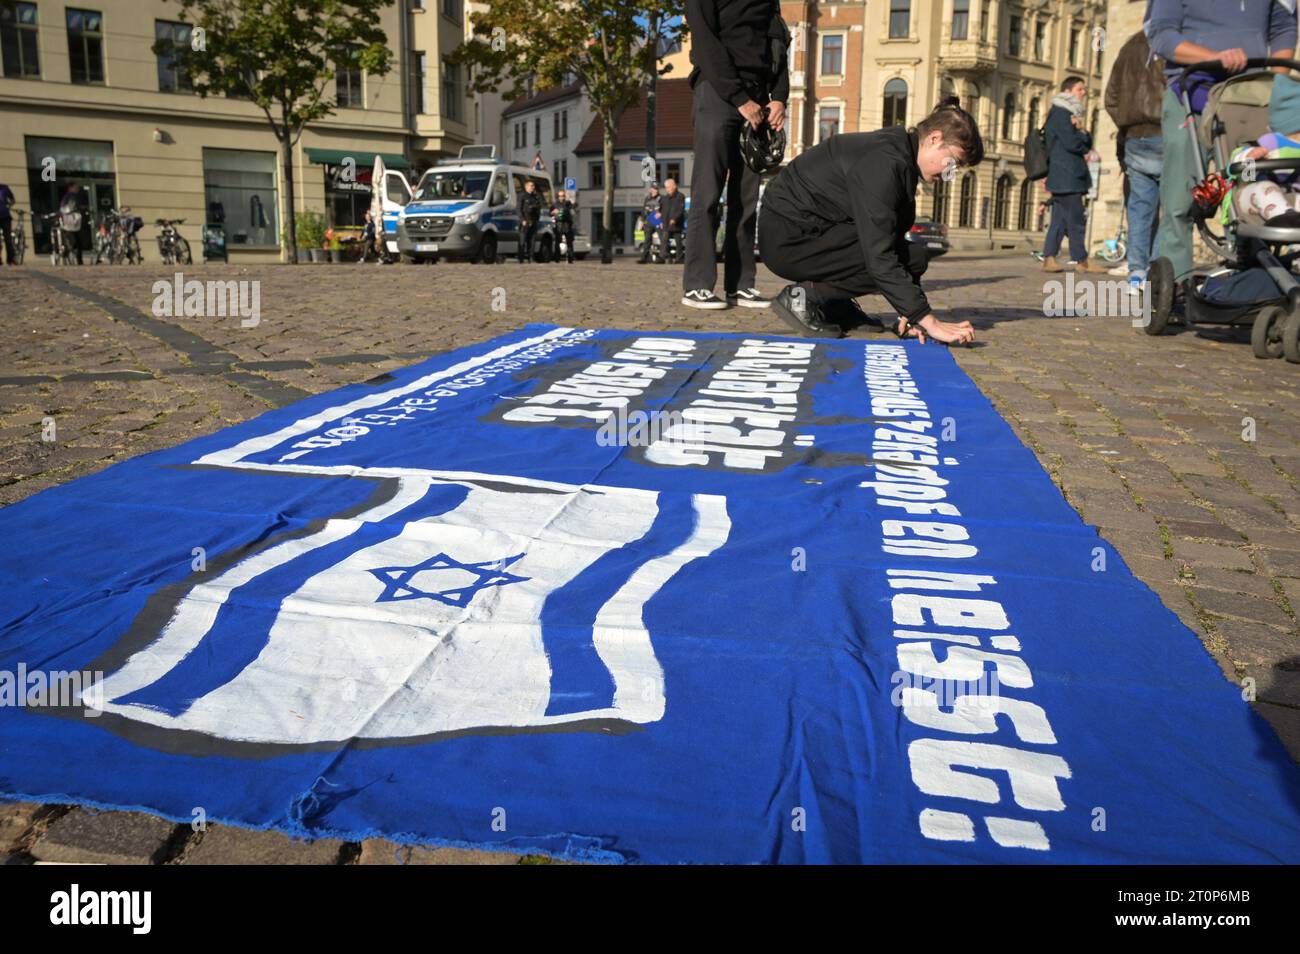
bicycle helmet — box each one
[741,120,786,174]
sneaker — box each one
[681,289,730,310]
[771,284,843,338]
[726,287,772,308]
[1107,264,1128,276]
[1128,274,1145,296]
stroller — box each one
[1147,57,1300,362]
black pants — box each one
[662,226,683,263]
[557,226,574,263]
[1042,192,1087,262]
[758,210,928,305]
[683,79,761,293]
[0,220,13,264]
[518,223,537,262]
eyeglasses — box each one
[941,143,968,169]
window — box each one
[534,116,541,145]
[958,171,976,227]
[883,79,907,127]
[442,60,461,121]
[203,149,279,247]
[336,47,363,108]
[554,158,567,184]
[67,9,104,85]
[994,174,1011,229]
[1007,15,1021,56]
[1001,92,1015,139]
[821,34,844,75]
[325,163,370,228]
[952,0,969,41]
[1027,96,1040,132]
[441,0,462,22]
[1,2,40,78]
[414,170,492,201]
[656,161,682,185]
[933,178,949,225]
[1034,21,1045,60]
[155,20,194,92]
[965,83,981,125]
[411,51,427,115]
[590,162,604,189]
[1018,178,1034,230]
[1069,27,1080,67]
[490,173,508,206]
[553,109,569,140]
[818,105,841,141]
[979,0,991,42]
[514,121,525,150]
[889,0,910,39]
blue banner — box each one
[0,324,1297,863]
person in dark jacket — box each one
[638,183,662,263]
[660,178,687,264]
[0,182,15,266]
[1041,76,1106,273]
[517,179,543,263]
[681,0,788,309]
[1104,31,1167,290]
[757,97,981,344]
[551,189,577,263]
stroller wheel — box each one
[1283,307,1300,364]
[1250,304,1288,359]
[1145,257,1174,335]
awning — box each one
[305,147,410,170]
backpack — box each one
[1023,126,1048,181]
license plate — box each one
[416,243,439,252]
[926,242,943,249]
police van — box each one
[388,145,588,263]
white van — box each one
[387,145,589,263]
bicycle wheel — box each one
[175,236,192,265]
[15,229,25,265]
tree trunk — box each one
[601,121,615,264]
[281,134,297,265]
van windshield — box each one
[413,171,492,201]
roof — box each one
[574,78,694,155]
[501,82,583,118]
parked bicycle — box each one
[11,209,27,265]
[156,218,191,265]
[41,212,74,266]
[93,208,121,264]
[117,208,144,264]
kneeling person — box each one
[758,97,981,344]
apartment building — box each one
[501,81,591,195]
[0,0,472,261]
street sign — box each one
[564,177,577,192]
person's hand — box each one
[1218,48,1249,73]
[909,314,976,346]
[766,100,786,132]
[738,99,764,129]
[1085,149,1101,163]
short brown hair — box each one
[1061,75,1085,92]
[912,96,985,167]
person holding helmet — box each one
[660,178,687,264]
[681,0,789,310]
[757,97,982,344]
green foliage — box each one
[295,210,326,249]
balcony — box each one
[937,39,999,73]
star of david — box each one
[369,552,529,607]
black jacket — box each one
[552,199,575,229]
[642,192,661,222]
[1044,104,1092,195]
[518,189,543,226]
[687,0,790,106]
[761,125,929,322]
[659,191,687,230]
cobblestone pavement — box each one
[2,253,1298,864]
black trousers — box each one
[683,79,761,293]
[662,226,683,263]
[0,220,13,264]
[758,210,928,305]
[518,223,538,262]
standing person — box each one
[59,183,87,265]
[1040,77,1107,273]
[552,189,577,263]
[1147,0,1296,286]
[757,97,980,344]
[0,182,15,266]
[517,178,542,264]
[638,183,662,263]
[681,0,788,309]
[1105,30,1168,294]
[358,210,378,264]
[659,178,687,264]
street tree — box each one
[452,1,684,262]
[157,0,394,263]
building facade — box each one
[0,0,474,262]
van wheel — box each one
[477,233,497,264]
[1251,304,1287,359]
[1144,257,1174,335]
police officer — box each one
[551,189,577,264]
[638,183,662,264]
[517,179,543,264]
